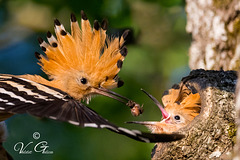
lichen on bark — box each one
[186,0,240,70]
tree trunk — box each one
[152,69,237,159]
[234,73,240,159]
[185,0,240,159]
[186,0,240,70]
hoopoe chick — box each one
[128,83,201,134]
[0,11,183,143]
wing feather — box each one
[0,75,184,143]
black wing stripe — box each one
[0,87,36,105]
[61,103,78,123]
[0,95,15,107]
[0,92,30,109]
[0,82,45,104]
[56,102,74,120]
[10,77,58,100]
[12,77,66,97]
[0,75,66,100]
[5,102,33,113]
[8,77,66,100]
[27,102,61,117]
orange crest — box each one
[36,11,128,90]
[162,83,201,121]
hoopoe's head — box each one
[128,84,201,133]
[36,11,132,104]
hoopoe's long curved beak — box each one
[127,121,159,125]
[141,89,169,119]
[126,121,166,134]
[127,120,176,134]
[93,87,143,116]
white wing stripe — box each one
[100,124,119,132]
[68,120,80,125]
[3,81,54,101]
[6,102,14,106]
[0,98,9,103]
[0,98,14,106]
[18,78,67,100]
[84,123,98,128]
[49,116,57,120]
[132,129,142,135]
[0,88,36,104]
[118,127,137,136]
[0,75,13,79]
[138,136,150,143]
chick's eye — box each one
[80,78,87,84]
[174,115,180,121]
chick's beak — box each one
[141,89,170,119]
[92,87,143,116]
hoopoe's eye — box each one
[174,115,180,121]
[80,78,87,84]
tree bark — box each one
[234,73,240,159]
[185,0,240,159]
[186,0,240,70]
[152,69,237,159]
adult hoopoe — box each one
[0,11,184,143]
[128,83,201,134]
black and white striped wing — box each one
[0,75,184,143]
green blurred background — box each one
[0,0,190,159]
